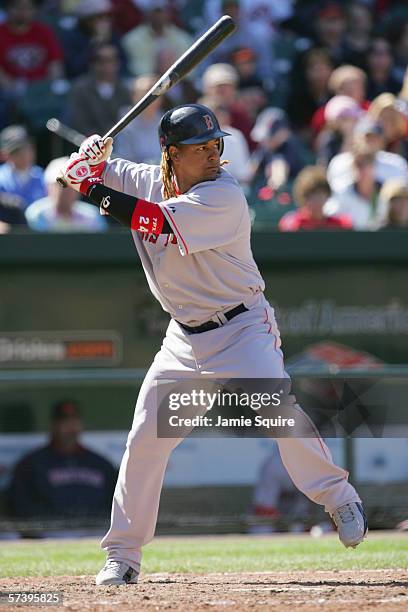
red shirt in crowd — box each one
[0,21,63,81]
[229,104,256,151]
[279,209,352,231]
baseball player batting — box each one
[59,103,367,586]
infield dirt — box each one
[2,570,407,611]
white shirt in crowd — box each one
[113,113,162,165]
[204,0,294,82]
[221,124,251,184]
[25,197,107,232]
[327,150,408,194]
[324,187,378,230]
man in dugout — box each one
[8,400,117,534]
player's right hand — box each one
[58,153,102,194]
[79,134,113,165]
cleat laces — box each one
[105,559,125,579]
[337,504,355,523]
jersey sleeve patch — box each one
[130,199,165,235]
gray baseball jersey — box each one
[103,159,265,325]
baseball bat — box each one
[56,15,236,187]
[46,118,85,147]
[105,15,236,139]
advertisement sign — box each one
[0,332,122,368]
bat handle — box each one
[57,176,67,188]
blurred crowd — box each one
[0,0,407,233]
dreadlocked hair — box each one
[160,148,177,200]
[160,147,229,200]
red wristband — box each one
[79,176,104,195]
[130,199,165,235]
[90,160,106,179]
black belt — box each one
[177,303,248,334]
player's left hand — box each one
[58,154,102,194]
[79,134,113,165]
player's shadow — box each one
[283,579,408,588]
[146,578,408,588]
[236,579,408,588]
[146,578,180,584]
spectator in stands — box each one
[376,180,408,230]
[130,0,183,26]
[25,157,107,232]
[327,118,408,194]
[155,47,199,111]
[121,1,192,77]
[328,65,368,110]
[0,192,27,231]
[387,19,408,87]
[279,166,351,231]
[9,400,117,524]
[343,1,373,69]
[368,93,408,158]
[110,0,143,36]
[287,48,334,139]
[238,87,269,129]
[114,75,163,164]
[201,96,251,184]
[0,0,64,94]
[311,64,369,136]
[201,62,254,149]
[365,37,401,100]
[325,142,381,230]
[204,0,294,36]
[60,0,128,79]
[202,0,278,87]
[66,42,131,137]
[316,95,363,166]
[250,107,305,186]
[230,49,268,123]
[310,2,348,66]
[0,125,46,211]
[230,47,264,92]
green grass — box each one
[0,533,406,577]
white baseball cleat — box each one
[95,559,140,585]
[331,502,368,548]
